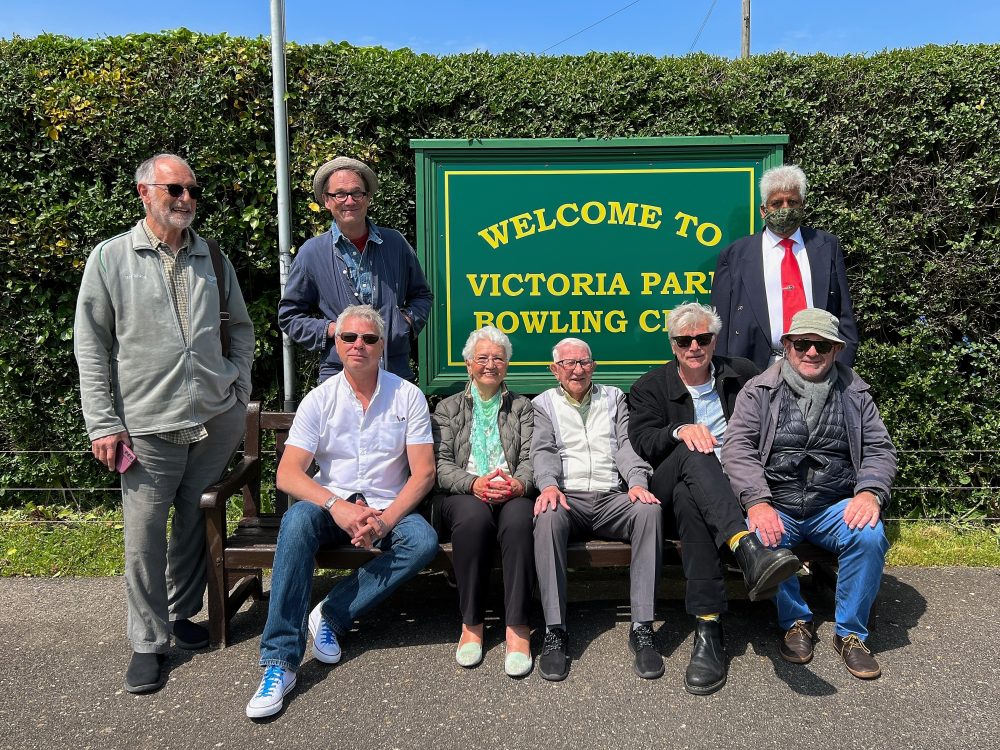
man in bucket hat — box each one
[722,308,897,679]
[279,156,432,381]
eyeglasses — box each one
[326,190,369,203]
[472,355,507,366]
[338,332,381,345]
[148,183,203,200]
[554,358,595,370]
[672,333,715,348]
[790,338,835,355]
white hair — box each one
[666,302,722,336]
[134,153,194,185]
[551,337,592,362]
[759,164,808,205]
[334,304,385,339]
[461,325,512,361]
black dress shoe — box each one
[685,619,727,695]
[629,623,664,680]
[538,628,569,681]
[125,652,166,694]
[734,534,802,601]
[171,618,209,650]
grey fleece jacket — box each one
[531,383,651,492]
[431,382,535,497]
[721,361,897,512]
[74,222,254,440]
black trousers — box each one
[439,494,535,627]
[649,445,748,615]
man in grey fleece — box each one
[722,308,896,680]
[531,337,663,682]
[74,153,254,694]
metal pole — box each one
[270,0,297,411]
[741,0,751,59]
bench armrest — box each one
[200,456,261,510]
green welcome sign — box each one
[412,136,787,394]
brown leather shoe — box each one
[779,620,815,664]
[834,634,881,679]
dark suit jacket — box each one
[628,355,759,469]
[710,227,858,369]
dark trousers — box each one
[439,494,535,627]
[650,445,747,615]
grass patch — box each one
[2,507,999,576]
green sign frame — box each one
[412,136,787,395]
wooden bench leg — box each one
[204,506,229,648]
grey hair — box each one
[334,304,385,340]
[552,337,592,362]
[666,302,722,335]
[134,153,194,185]
[759,164,808,205]
[462,325,512,362]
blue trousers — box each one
[259,501,438,671]
[771,498,889,640]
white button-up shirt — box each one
[762,227,814,348]
[285,370,433,510]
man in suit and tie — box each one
[711,164,858,370]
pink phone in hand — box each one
[115,442,137,473]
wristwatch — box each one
[322,495,339,511]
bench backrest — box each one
[240,403,296,519]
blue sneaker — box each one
[309,603,342,664]
[246,665,296,719]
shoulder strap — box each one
[205,238,231,358]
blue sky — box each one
[3,1,999,57]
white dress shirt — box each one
[762,227,814,348]
[285,369,433,509]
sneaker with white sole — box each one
[308,602,342,664]
[246,665,296,719]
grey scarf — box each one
[780,359,839,433]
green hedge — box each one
[1,32,997,518]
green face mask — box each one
[763,206,806,236]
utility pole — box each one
[741,0,751,59]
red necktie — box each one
[779,237,807,332]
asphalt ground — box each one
[3,566,998,750]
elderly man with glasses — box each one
[711,164,858,370]
[74,153,254,693]
[531,338,662,682]
[246,305,438,719]
[628,302,801,695]
[278,156,433,382]
[722,308,896,680]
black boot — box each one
[685,619,727,695]
[733,534,801,601]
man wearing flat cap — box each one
[279,157,433,382]
[722,308,896,680]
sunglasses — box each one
[790,338,835,355]
[672,333,714,348]
[148,183,204,200]
[338,332,381,345]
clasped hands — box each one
[328,496,388,549]
[471,468,523,505]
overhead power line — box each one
[542,0,645,54]
[688,0,719,53]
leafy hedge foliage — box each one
[0,32,997,517]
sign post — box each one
[412,136,787,394]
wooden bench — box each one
[201,401,835,648]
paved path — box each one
[3,566,998,750]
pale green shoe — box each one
[504,650,532,677]
[456,641,483,668]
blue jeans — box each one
[769,498,889,640]
[259,502,438,671]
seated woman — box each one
[432,326,535,677]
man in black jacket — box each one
[629,302,800,695]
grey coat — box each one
[431,382,535,497]
[721,361,897,512]
[531,383,651,492]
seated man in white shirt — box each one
[246,304,437,719]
